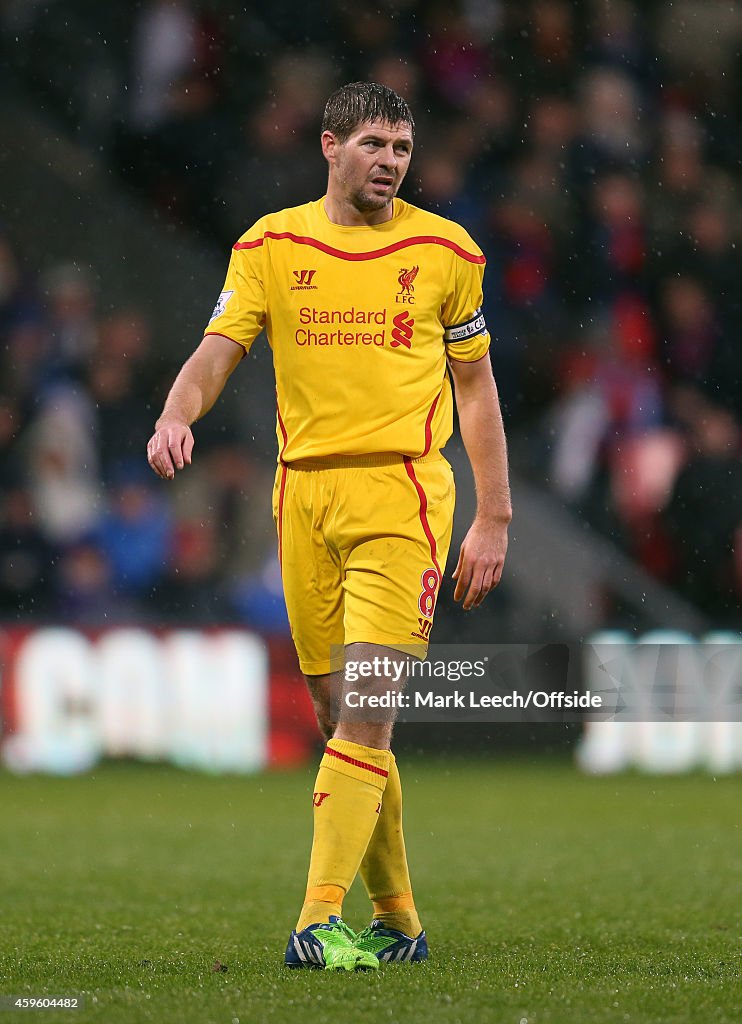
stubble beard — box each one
[349,183,397,214]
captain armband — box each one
[443,308,487,343]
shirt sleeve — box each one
[203,238,266,353]
[440,250,491,363]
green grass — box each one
[0,758,739,1024]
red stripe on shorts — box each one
[276,464,287,567]
[403,458,442,584]
[325,746,389,778]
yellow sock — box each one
[359,753,422,937]
[296,739,391,931]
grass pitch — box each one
[0,756,739,1024]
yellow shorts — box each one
[272,453,455,675]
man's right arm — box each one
[147,333,244,480]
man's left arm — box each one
[448,354,512,610]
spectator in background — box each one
[508,97,574,233]
[157,519,229,623]
[420,3,495,109]
[53,541,128,625]
[583,174,648,309]
[128,0,199,133]
[215,96,326,248]
[505,0,578,98]
[96,308,158,405]
[230,554,290,633]
[27,385,101,545]
[0,235,40,335]
[657,199,742,415]
[493,195,559,328]
[0,484,55,619]
[0,394,25,495]
[570,67,650,205]
[647,110,708,252]
[665,391,742,621]
[414,150,481,235]
[656,0,741,105]
[466,76,519,176]
[139,71,231,231]
[366,54,423,115]
[549,321,664,513]
[41,263,99,386]
[658,275,722,391]
[3,320,48,414]
[117,0,226,231]
[96,463,171,598]
[87,356,153,484]
[214,52,332,245]
[676,200,741,326]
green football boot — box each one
[355,920,429,962]
[285,915,379,971]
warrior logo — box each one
[291,269,318,290]
[396,266,419,304]
[312,792,330,807]
[391,310,414,348]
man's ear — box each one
[321,130,339,164]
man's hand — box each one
[147,421,194,480]
[452,516,509,610]
[146,333,244,481]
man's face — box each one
[323,119,414,214]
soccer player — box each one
[147,82,511,971]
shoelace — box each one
[327,918,357,942]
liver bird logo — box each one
[398,265,419,294]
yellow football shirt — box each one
[205,197,490,463]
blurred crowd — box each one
[0,247,285,626]
[2,0,742,625]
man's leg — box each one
[301,644,422,940]
[284,458,452,963]
[296,643,398,931]
[357,755,422,938]
[304,673,334,743]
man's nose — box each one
[378,145,398,170]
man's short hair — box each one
[322,82,415,142]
